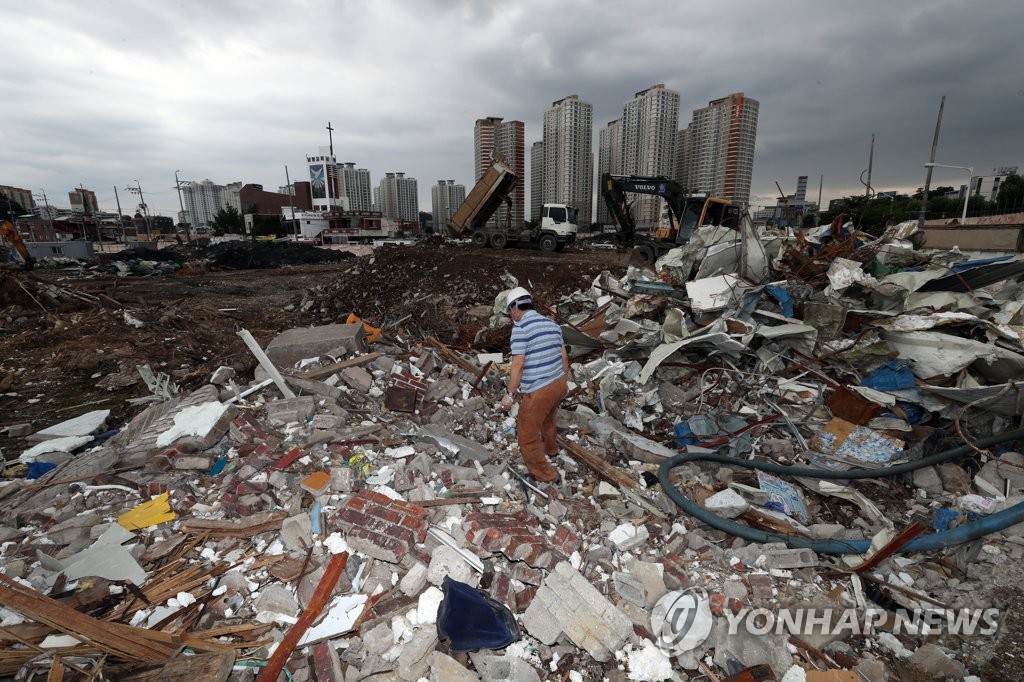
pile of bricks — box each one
[331,489,429,563]
[463,509,575,570]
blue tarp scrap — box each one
[26,462,58,479]
[860,360,916,391]
[933,507,978,532]
[765,285,795,318]
[436,576,520,652]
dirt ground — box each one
[0,241,631,463]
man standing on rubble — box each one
[500,287,569,483]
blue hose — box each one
[657,428,1024,555]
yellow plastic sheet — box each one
[117,492,176,530]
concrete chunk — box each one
[29,410,110,442]
[265,323,368,368]
[265,395,316,426]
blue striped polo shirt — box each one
[510,310,565,393]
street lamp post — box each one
[923,162,973,224]
[174,170,192,242]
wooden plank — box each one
[258,553,348,681]
[0,577,175,662]
[180,510,288,537]
[557,436,636,489]
[118,651,235,682]
[47,656,65,682]
[291,352,381,380]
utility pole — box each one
[34,190,55,239]
[817,175,823,227]
[918,96,945,231]
[174,170,192,242]
[285,165,298,240]
[113,185,125,243]
[865,134,875,197]
[125,180,152,241]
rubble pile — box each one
[0,219,1023,680]
[298,242,626,346]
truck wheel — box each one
[489,233,507,249]
[539,234,557,252]
[635,244,657,264]
[472,232,488,248]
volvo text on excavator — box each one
[600,173,740,264]
[0,220,35,270]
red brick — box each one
[366,506,402,524]
[514,585,538,612]
[359,489,395,507]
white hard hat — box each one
[506,286,532,310]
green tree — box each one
[212,206,243,235]
[252,214,281,238]
[997,174,1024,212]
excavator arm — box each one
[1,220,35,270]
[600,174,739,247]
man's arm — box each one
[508,354,525,395]
[561,345,569,376]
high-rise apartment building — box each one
[183,180,229,226]
[674,126,693,190]
[474,117,525,228]
[530,141,544,221]
[377,172,419,222]
[339,163,373,212]
[620,84,680,225]
[596,119,623,225]
[541,95,594,228]
[684,92,759,208]
[432,180,466,233]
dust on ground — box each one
[1,240,630,461]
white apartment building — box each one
[541,95,594,228]
[339,163,373,212]
[377,173,419,222]
[432,180,466,233]
[620,84,680,225]
[596,119,623,225]
[183,179,228,227]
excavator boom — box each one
[1,220,35,270]
[600,173,740,263]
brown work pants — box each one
[516,376,567,482]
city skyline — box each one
[3,1,1023,221]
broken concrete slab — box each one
[28,409,110,442]
[265,323,368,368]
[521,561,632,662]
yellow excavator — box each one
[1,219,35,269]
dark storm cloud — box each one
[2,0,1021,215]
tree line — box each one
[807,174,1024,235]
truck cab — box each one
[537,203,578,251]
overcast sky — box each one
[3,0,1022,219]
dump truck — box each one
[447,157,578,251]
